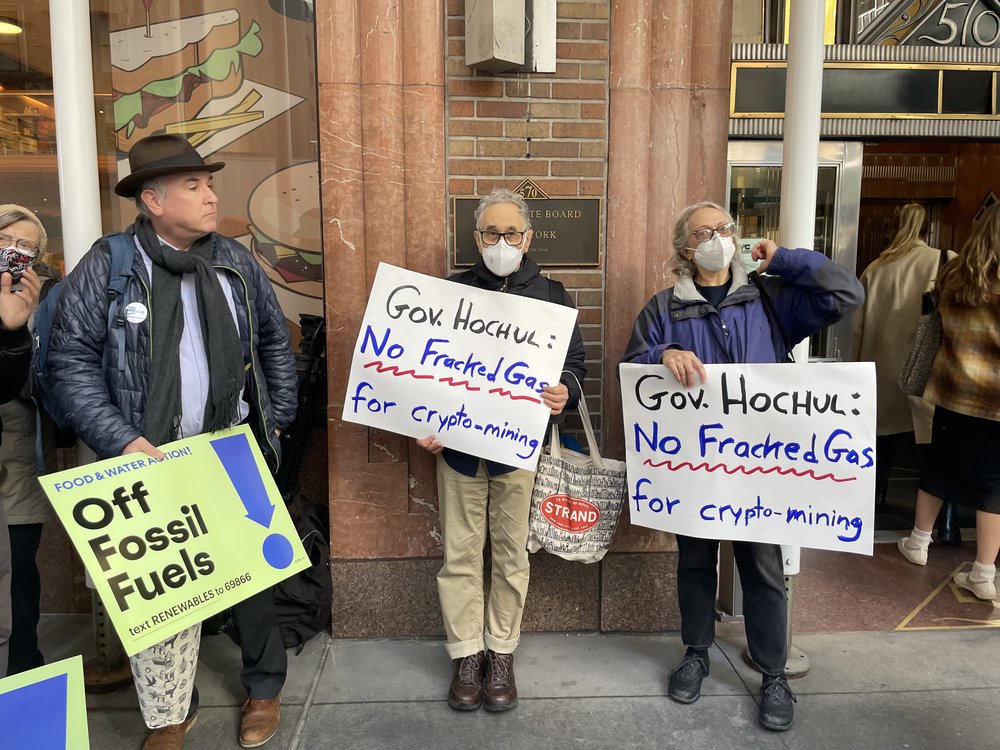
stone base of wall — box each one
[331,551,680,638]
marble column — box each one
[604,0,733,552]
[317,0,446,606]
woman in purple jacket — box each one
[621,201,863,732]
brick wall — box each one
[445,0,611,441]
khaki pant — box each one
[436,458,534,659]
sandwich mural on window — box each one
[108,0,322,331]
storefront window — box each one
[0,1,322,336]
[0,5,62,270]
[102,0,323,339]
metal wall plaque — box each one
[451,180,602,267]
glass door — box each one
[727,141,863,360]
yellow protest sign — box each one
[0,655,89,749]
[38,425,310,655]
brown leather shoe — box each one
[447,651,485,711]
[239,694,281,748]
[483,650,518,712]
[142,713,197,749]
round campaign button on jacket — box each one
[123,301,148,323]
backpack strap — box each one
[103,232,137,372]
[748,271,795,363]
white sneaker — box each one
[953,571,997,601]
[897,536,928,566]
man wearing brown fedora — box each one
[46,134,298,749]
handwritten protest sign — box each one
[620,362,876,554]
[38,426,309,655]
[0,656,89,749]
[342,262,578,470]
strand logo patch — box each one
[540,494,601,533]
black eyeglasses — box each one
[476,229,526,246]
[690,223,736,243]
[0,233,38,255]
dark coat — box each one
[0,324,31,448]
[0,326,30,406]
[47,227,298,468]
[444,255,587,476]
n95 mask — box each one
[693,234,736,272]
[483,239,523,277]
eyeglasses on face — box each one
[690,222,736,243]
[476,229,525,246]
[0,233,38,255]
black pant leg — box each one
[676,535,721,649]
[733,541,787,676]
[229,586,286,699]
[7,523,43,675]
[875,434,897,504]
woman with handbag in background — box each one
[851,204,957,529]
[620,201,863,732]
[897,204,1000,601]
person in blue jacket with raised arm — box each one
[620,201,863,732]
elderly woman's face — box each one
[0,218,41,280]
[685,207,731,253]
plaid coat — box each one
[924,299,1000,421]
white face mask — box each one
[692,234,736,272]
[482,239,524,277]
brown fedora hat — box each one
[115,134,225,198]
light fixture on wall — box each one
[0,16,22,34]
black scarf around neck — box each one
[134,214,245,444]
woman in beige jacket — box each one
[852,204,956,507]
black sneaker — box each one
[758,674,796,731]
[667,652,709,704]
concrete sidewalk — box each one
[40,614,1000,750]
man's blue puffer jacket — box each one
[47,226,298,469]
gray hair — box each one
[134,178,168,217]
[0,203,48,260]
[474,187,532,230]
[670,200,734,278]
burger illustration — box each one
[247,162,322,300]
[111,9,263,152]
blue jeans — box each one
[676,535,787,676]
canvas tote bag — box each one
[527,374,626,563]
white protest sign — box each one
[620,362,876,555]
[343,262,578,470]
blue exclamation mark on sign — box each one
[211,432,294,570]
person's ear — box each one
[140,189,164,218]
[520,228,533,253]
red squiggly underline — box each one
[642,458,857,483]
[439,377,481,392]
[364,361,435,380]
[488,387,541,404]
[363,361,541,404]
